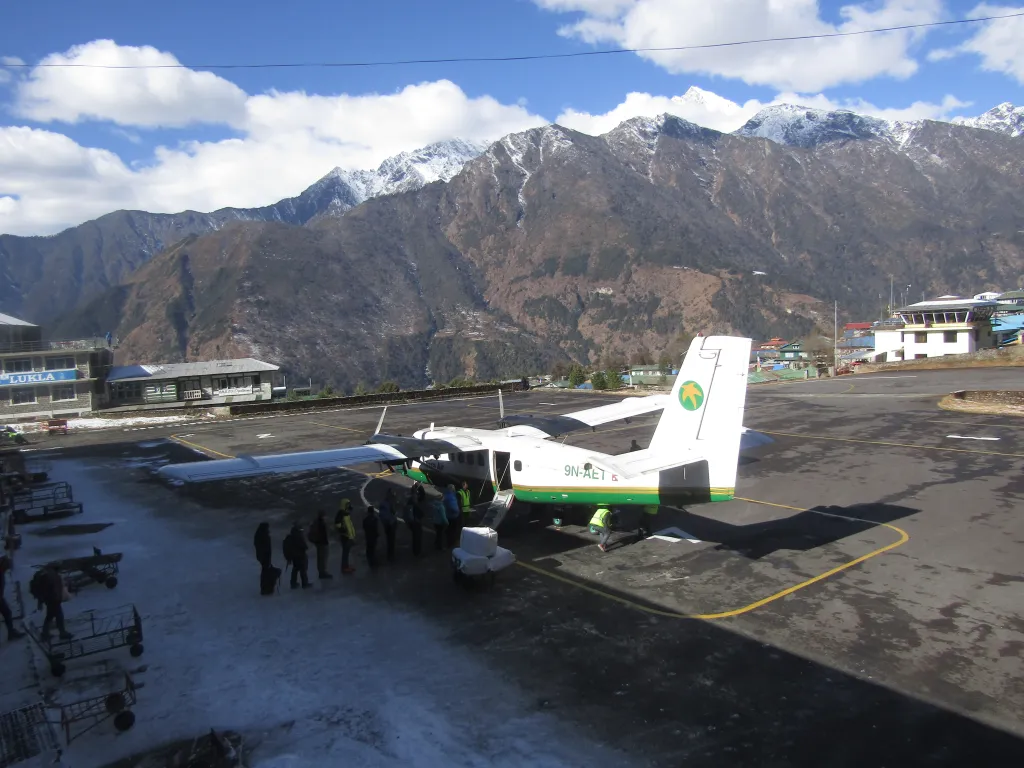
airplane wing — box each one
[159,443,408,484]
[500,394,669,437]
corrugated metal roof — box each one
[107,358,279,383]
[998,290,1024,300]
[0,312,37,327]
[838,335,875,349]
[993,316,1024,332]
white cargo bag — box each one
[452,547,490,576]
[488,546,516,572]
[460,526,498,558]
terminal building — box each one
[873,298,998,362]
[0,313,113,420]
[104,359,280,409]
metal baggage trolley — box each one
[27,604,144,677]
[58,672,140,743]
[41,547,121,593]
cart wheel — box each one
[126,630,140,645]
[50,662,66,677]
[113,710,136,732]
[105,576,118,589]
[129,643,144,657]
[104,693,126,714]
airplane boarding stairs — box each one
[479,490,515,530]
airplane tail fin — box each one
[648,335,752,500]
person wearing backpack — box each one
[282,524,311,589]
[308,511,332,580]
[335,500,357,575]
[0,552,25,641]
[30,566,72,640]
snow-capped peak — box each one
[734,104,893,148]
[677,85,741,114]
[951,102,1024,138]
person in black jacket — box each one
[363,506,380,569]
[282,524,311,589]
[253,523,279,596]
[0,552,25,641]
[29,565,72,640]
[308,511,332,580]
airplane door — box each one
[493,451,513,491]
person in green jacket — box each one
[589,505,613,552]
[334,499,357,575]
[458,481,472,522]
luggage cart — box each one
[11,482,81,524]
[40,547,121,593]
[58,672,139,743]
[26,604,144,677]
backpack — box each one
[29,569,48,603]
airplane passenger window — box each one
[457,454,464,463]
[513,460,522,471]
[477,454,485,466]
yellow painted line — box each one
[305,420,363,434]
[169,434,235,459]
[516,496,908,621]
[758,428,1024,459]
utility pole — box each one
[834,300,838,376]
[889,275,894,316]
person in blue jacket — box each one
[431,494,448,551]
[442,484,462,549]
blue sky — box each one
[1,0,1022,235]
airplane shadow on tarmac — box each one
[498,501,918,564]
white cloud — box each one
[556,85,969,134]
[1,56,24,66]
[928,3,1024,84]
[14,40,248,127]
[536,0,945,91]
[0,44,546,236]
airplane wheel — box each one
[105,576,118,589]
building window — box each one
[915,332,927,344]
[10,387,36,405]
[111,381,143,400]
[51,385,76,402]
[943,331,958,344]
[45,356,76,371]
[4,359,32,373]
[513,460,522,472]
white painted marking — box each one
[650,526,701,544]
[537,402,558,406]
[946,434,1000,441]
[858,376,918,379]
[256,433,273,439]
[178,434,194,438]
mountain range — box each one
[5,95,1024,391]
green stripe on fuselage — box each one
[512,487,734,505]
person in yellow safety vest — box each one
[458,481,472,521]
[334,499,357,575]
[638,505,658,540]
[589,505,613,552]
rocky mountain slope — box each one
[51,111,1024,392]
[0,139,484,322]
[952,102,1024,138]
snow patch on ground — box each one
[10,414,202,433]
[8,455,625,768]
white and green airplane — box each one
[159,335,768,514]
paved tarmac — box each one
[23,368,1024,766]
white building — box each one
[104,359,279,409]
[873,299,998,362]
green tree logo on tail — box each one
[679,381,705,411]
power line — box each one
[4,10,1023,70]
